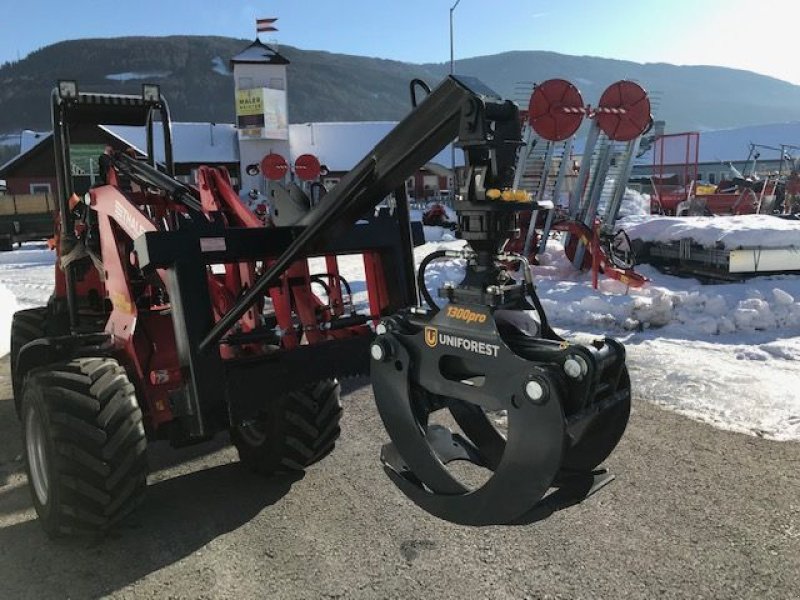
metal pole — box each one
[449,0,461,191]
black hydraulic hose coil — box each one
[417,250,449,312]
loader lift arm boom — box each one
[199,75,489,351]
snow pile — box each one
[105,71,171,82]
[422,227,456,242]
[529,240,800,337]
[0,244,56,309]
[416,237,800,338]
[616,188,651,218]
[619,214,800,249]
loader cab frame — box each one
[51,80,175,331]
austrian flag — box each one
[256,17,278,33]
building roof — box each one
[0,123,239,177]
[288,121,463,173]
[0,130,53,174]
[637,122,800,166]
[230,39,290,66]
[20,130,50,153]
[3,120,464,179]
[105,122,239,165]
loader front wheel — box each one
[11,307,48,408]
[21,357,148,537]
[232,379,342,475]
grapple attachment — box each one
[371,301,630,525]
[370,75,632,525]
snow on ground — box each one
[1,230,798,441]
[617,188,651,218]
[0,243,56,309]
[0,243,55,355]
[620,213,800,249]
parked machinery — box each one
[11,76,631,534]
[508,78,652,288]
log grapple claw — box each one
[371,307,631,525]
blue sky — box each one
[2,0,798,84]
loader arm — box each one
[200,75,481,351]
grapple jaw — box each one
[371,305,630,525]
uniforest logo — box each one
[425,326,438,348]
[423,326,499,357]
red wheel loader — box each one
[11,76,631,535]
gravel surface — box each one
[0,355,797,599]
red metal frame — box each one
[51,163,384,435]
[651,132,700,215]
[554,218,647,289]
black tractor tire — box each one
[20,357,148,537]
[10,307,48,408]
[231,379,342,475]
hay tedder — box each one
[504,78,652,289]
[11,76,631,535]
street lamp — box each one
[449,0,461,76]
[449,0,461,191]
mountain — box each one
[1,36,800,147]
[0,36,440,137]
[431,51,800,134]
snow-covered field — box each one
[2,230,798,442]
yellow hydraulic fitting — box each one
[486,188,502,200]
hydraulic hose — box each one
[416,250,449,312]
[310,273,354,307]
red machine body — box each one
[49,161,384,438]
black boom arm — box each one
[200,75,518,351]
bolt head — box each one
[370,343,385,362]
[376,322,388,335]
[525,380,545,402]
[564,358,582,379]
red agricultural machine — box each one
[650,133,788,217]
[505,78,651,288]
[11,76,631,534]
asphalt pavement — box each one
[0,356,797,599]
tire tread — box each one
[232,379,342,475]
[22,357,148,537]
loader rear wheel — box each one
[232,379,342,475]
[20,357,148,537]
[11,307,48,412]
